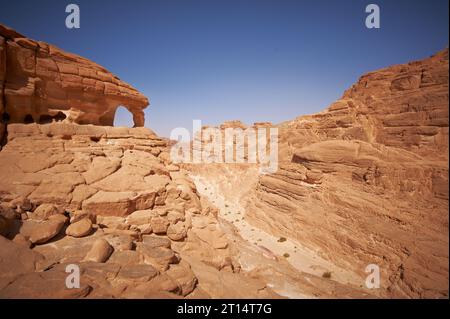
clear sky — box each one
[0,0,448,136]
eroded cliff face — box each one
[279,49,449,160]
[183,49,449,299]
[0,24,148,137]
[0,28,7,145]
[244,49,449,298]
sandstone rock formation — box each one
[280,49,449,161]
[187,49,449,298]
[0,23,447,299]
[0,25,285,299]
[0,23,148,140]
[0,121,284,298]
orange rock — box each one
[84,238,114,263]
[0,24,148,128]
[243,49,449,298]
[19,216,66,244]
[66,218,93,238]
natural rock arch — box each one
[113,106,134,128]
[0,24,149,130]
[98,104,145,127]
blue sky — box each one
[0,0,448,136]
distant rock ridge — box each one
[0,23,149,145]
[281,49,449,160]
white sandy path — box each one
[191,174,364,288]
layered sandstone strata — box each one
[244,49,449,298]
[278,49,449,160]
[0,24,148,137]
[183,49,449,298]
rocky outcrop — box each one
[182,49,449,298]
[279,49,449,160]
[0,24,148,138]
[242,49,449,298]
[0,28,7,146]
[0,122,281,298]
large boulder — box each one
[65,218,93,238]
[0,235,46,290]
[19,215,66,244]
[84,238,114,263]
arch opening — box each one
[113,106,134,128]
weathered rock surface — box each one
[1,24,446,299]
[66,218,92,237]
[167,222,187,241]
[0,235,46,290]
[203,49,449,298]
[0,25,286,300]
[19,215,66,244]
[32,203,61,220]
[0,28,6,147]
[0,122,279,298]
[0,264,91,299]
[84,238,114,263]
[182,49,448,299]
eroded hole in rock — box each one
[90,136,101,142]
[24,114,34,124]
[61,135,72,140]
[113,106,134,128]
[39,115,53,124]
[1,112,10,124]
[39,112,67,124]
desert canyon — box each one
[0,24,448,299]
